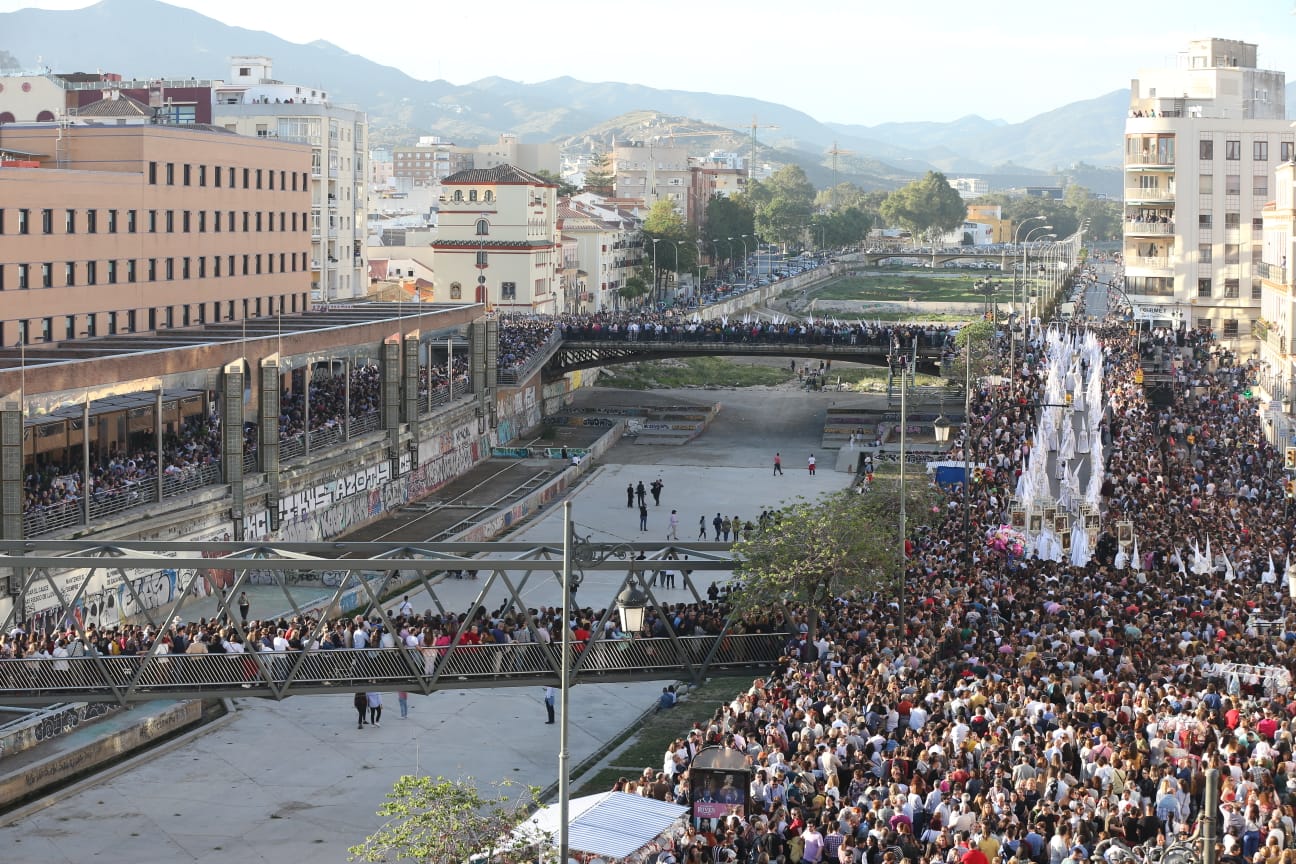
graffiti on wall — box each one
[278,461,393,526]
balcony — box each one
[1126,152,1175,168]
[1257,261,1290,285]
[1127,256,1173,270]
[1124,220,1175,236]
[1125,184,1175,203]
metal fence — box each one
[0,632,789,706]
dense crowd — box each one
[607,271,1296,864]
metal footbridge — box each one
[0,539,788,707]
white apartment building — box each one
[613,140,690,213]
[1257,163,1296,443]
[1123,38,1291,341]
[430,165,559,313]
[214,56,369,302]
[559,194,645,313]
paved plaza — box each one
[0,386,857,862]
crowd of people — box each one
[607,271,1296,864]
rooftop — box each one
[441,164,552,186]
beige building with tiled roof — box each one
[430,164,559,312]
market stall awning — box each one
[518,791,688,860]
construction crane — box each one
[747,115,780,181]
[826,141,855,209]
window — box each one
[214,256,222,278]
[1222,319,1239,337]
[1284,142,1296,162]
[1225,213,1241,228]
[148,258,157,281]
[501,281,517,300]
[126,259,136,282]
[1198,278,1212,297]
[87,209,97,233]
[1225,140,1241,160]
[484,190,494,202]
[127,210,137,233]
[165,210,174,232]
[256,212,262,232]
[243,212,249,232]
[1254,141,1269,161]
[469,189,478,202]
[228,211,235,232]
[1253,281,1264,300]
[108,312,117,335]
[106,260,118,284]
[148,210,157,233]
[16,264,28,290]
[1254,176,1269,197]
[199,211,206,233]
[18,208,29,235]
[165,258,173,280]
[1225,175,1241,195]
[85,261,97,285]
[1254,218,1265,231]
[256,168,263,189]
[199,165,206,187]
[41,263,52,288]
[476,219,489,236]
[242,255,249,275]
[166,162,175,185]
[148,161,158,184]
[66,209,78,234]
[65,316,75,341]
[214,165,222,188]
[453,190,463,201]
[182,211,191,232]
[476,251,488,267]
[64,262,75,286]
[1199,214,1212,228]
[107,209,118,233]
[214,210,220,233]
[1200,139,1214,160]
[41,209,52,234]
[183,163,191,186]
[1200,174,1213,194]
[242,168,250,189]
[182,257,191,279]
[1198,244,1213,263]
[1225,245,1240,266]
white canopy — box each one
[515,791,688,860]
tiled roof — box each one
[75,95,153,118]
[441,163,552,186]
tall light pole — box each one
[649,237,660,307]
[559,501,573,864]
[738,235,752,282]
[1016,227,1054,382]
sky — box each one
[1,0,1295,125]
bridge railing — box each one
[498,328,563,387]
[0,632,789,704]
[561,333,950,351]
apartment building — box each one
[613,140,690,215]
[213,56,368,303]
[430,164,559,312]
[392,137,472,187]
[0,124,311,348]
[1123,38,1292,340]
[1256,163,1296,442]
[558,194,644,313]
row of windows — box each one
[147,161,308,193]
[11,293,307,344]
[0,207,311,237]
[1199,140,1296,161]
[450,189,494,202]
[1194,214,1264,230]
[1197,278,1262,300]
[0,252,308,290]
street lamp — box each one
[616,580,649,634]
[1022,229,1055,329]
[649,237,661,307]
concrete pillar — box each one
[222,360,246,540]
[81,399,90,527]
[383,339,401,450]
[154,390,164,504]
[260,359,281,532]
[0,408,22,540]
[402,335,419,437]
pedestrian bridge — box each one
[547,338,950,376]
[0,633,789,707]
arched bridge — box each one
[545,337,951,377]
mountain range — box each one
[5,0,1295,195]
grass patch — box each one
[817,367,946,393]
[596,357,795,390]
[816,274,996,304]
[572,681,734,798]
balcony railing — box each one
[1127,256,1173,269]
[1126,153,1175,167]
[1257,261,1290,284]
[1125,221,1175,235]
[1125,185,1175,201]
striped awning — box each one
[518,791,688,860]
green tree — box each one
[948,319,999,385]
[1062,184,1121,242]
[533,169,580,198]
[349,775,545,863]
[619,271,650,305]
[730,485,935,652]
[811,206,873,250]
[751,165,816,248]
[642,199,697,296]
[583,150,614,195]
[879,171,966,240]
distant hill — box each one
[0,0,1139,186]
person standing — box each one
[731,515,742,542]
[397,595,414,618]
[397,691,409,718]
[626,483,635,508]
[698,514,708,540]
[650,478,664,506]
[668,510,679,540]
[639,503,649,532]
[808,454,817,476]
[774,452,783,475]
[543,686,556,724]
[238,592,250,624]
[636,481,647,508]
[354,691,368,729]
[713,513,724,540]
[366,691,383,727]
